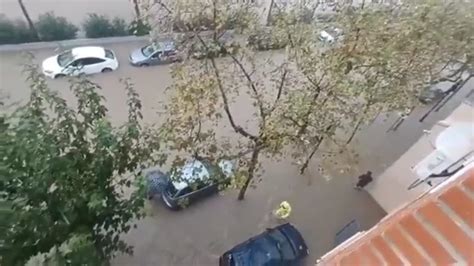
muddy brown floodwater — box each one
[1,41,472,265]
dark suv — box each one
[220,223,309,266]
[147,159,234,210]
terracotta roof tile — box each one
[317,167,474,266]
[371,235,403,265]
[418,201,474,262]
[399,214,456,265]
[384,226,429,265]
[439,186,474,229]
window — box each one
[82,57,105,65]
[164,50,176,56]
[176,187,192,197]
[57,50,74,67]
[141,45,156,57]
[69,59,82,67]
[104,49,115,59]
[151,52,161,59]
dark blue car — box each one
[220,223,309,266]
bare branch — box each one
[154,0,172,14]
[268,67,288,114]
[229,54,266,125]
[296,72,327,137]
[193,34,258,141]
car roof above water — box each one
[171,160,210,190]
[171,159,233,191]
[155,41,176,52]
[71,46,106,59]
[222,223,307,265]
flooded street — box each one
[1,42,472,265]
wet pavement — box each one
[1,43,472,265]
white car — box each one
[318,27,343,44]
[318,30,335,43]
[42,46,119,79]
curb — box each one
[0,35,153,53]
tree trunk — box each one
[237,147,260,200]
[132,0,141,18]
[266,0,274,26]
[299,137,323,174]
[345,119,362,144]
[18,0,40,41]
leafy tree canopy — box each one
[145,0,473,199]
[0,64,161,265]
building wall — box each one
[317,165,474,265]
[367,102,474,213]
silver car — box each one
[129,41,181,66]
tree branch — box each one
[229,54,266,126]
[154,0,172,14]
[194,34,258,141]
[268,67,288,114]
[297,73,327,137]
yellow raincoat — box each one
[274,201,292,219]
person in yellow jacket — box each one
[274,201,292,219]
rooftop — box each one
[317,164,474,265]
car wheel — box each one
[139,63,149,67]
[54,74,66,79]
[101,68,113,73]
[161,194,179,210]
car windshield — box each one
[167,183,178,196]
[230,234,282,266]
[57,50,74,67]
[267,230,296,260]
[141,45,156,57]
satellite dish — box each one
[435,122,474,160]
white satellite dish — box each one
[413,122,474,180]
[435,122,474,160]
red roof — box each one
[317,167,474,265]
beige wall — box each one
[367,102,474,213]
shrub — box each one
[0,15,37,44]
[128,19,150,36]
[111,17,128,36]
[36,12,78,41]
[82,13,128,38]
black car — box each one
[220,223,309,266]
[147,159,234,210]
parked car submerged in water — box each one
[219,223,309,266]
[42,46,118,79]
[318,27,343,44]
[146,158,234,210]
[189,32,239,59]
[247,28,288,51]
[129,41,182,66]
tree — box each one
[131,0,141,18]
[36,12,78,41]
[17,0,40,41]
[149,0,473,199]
[0,63,161,264]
